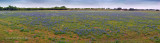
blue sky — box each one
[0,0,160,9]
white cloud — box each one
[0,0,160,9]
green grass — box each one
[0,10,160,43]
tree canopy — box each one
[0,6,3,10]
[3,5,18,10]
[0,5,68,10]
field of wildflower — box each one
[0,10,160,43]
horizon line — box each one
[1,5,160,10]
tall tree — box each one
[117,7,122,10]
[0,6,3,10]
[129,8,135,11]
[4,5,18,10]
[60,6,67,10]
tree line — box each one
[0,5,68,10]
[0,5,159,11]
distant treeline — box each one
[0,5,68,10]
[0,5,159,11]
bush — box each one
[20,29,29,32]
[70,36,73,38]
[54,30,66,35]
[91,38,96,41]
[33,34,40,38]
[115,40,120,43]
[57,41,66,43]
[48,38,56,41]
[11,26,22,29]
[0,22,8,26]
[150,36,160,43]
[61,37,65,40]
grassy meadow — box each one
[0,10,160,43]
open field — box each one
[0,10,160,43]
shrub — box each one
[20,29,29,32]
[150,36,160,43]
[57,41,66,43]
[61,37,65,40]
[91,38,96,41]
[11,26,22,29]
[33,34,40,38]
[54,30,66,35]
[115,39,120,43]
[48,38,56,41]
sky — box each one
[0,0,160,9]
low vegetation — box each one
[0,11,160,43]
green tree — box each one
[1,5,68,10]
[54,6,60,10]
[0,6,3,10]
[129,8,135,11]
[117,7,122,10]
[60,6,67,10]
[4,5,18,10]
[156,10,159,11]
[54,6,67,10]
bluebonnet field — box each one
[0,10,160,43]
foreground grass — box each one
[0,11,160,43]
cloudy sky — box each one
[0,0,160,9]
